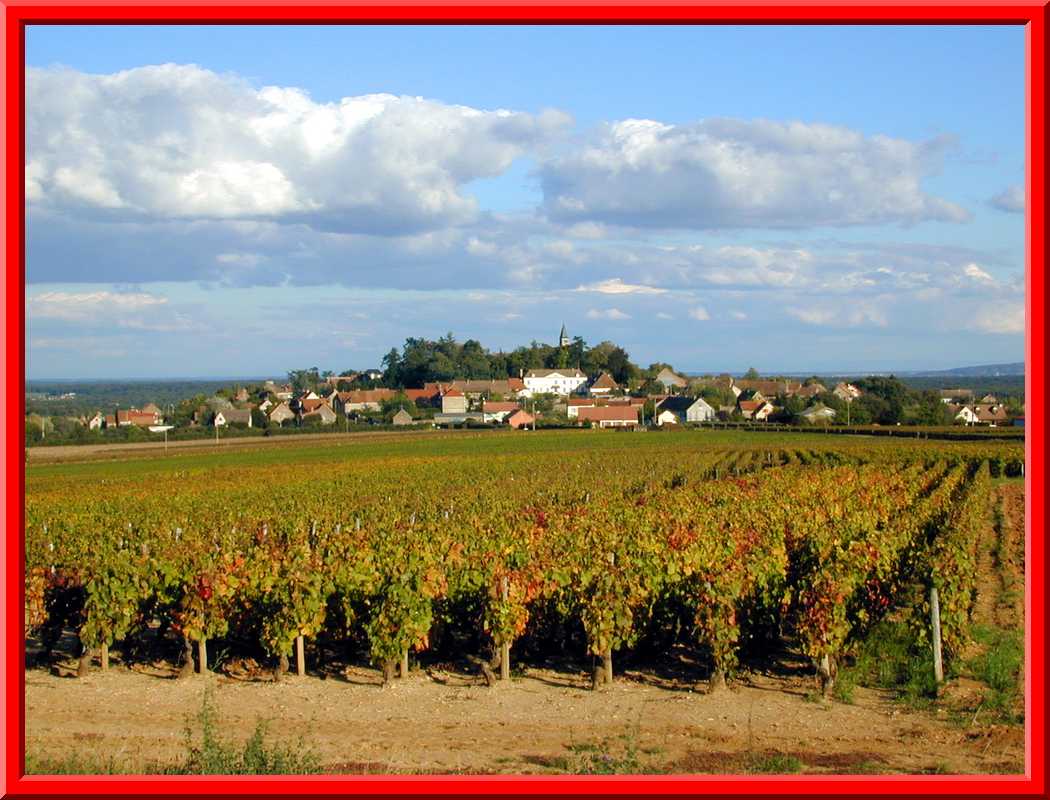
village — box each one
[55,322,1021,440]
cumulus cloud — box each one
[688,306,710,321]
[963,263,997,285]
[988,184,1024,213]
[540,118,969,230]
[26,64,571,234]
[586,308,631,320]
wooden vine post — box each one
[930,586,944,688]
[296,635,306,677]
[100,642,109,672]
[198,637,208,674]
[400,647,409,679]
[500,576,511,681]
[77,646,91,678]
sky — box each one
[24,25,1027,379]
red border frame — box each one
[2,5,1045,797]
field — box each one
[23,428,1026,775]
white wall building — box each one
[523,368,588,396]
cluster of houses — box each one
[939,389,1016,426]
[68,329,1019,434]
[82,367,871,434]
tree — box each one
[605,347,637,386]
[743,367,760,380]
[381,348,402,386]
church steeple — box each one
[559,323,569,348]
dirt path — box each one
[25,655,1024,775]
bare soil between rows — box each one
[25,652,1023,775]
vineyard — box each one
[24,429,1024,707]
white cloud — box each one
[786,302,888,328]
[688,306,710,321]
[787,307,837,325]
[586,308,631,320]
[27,290,168,321]
[541,118,969,230]
[575,277,666,295]
[656,312,674,320]
[972,302,1024,334]
[963,263,997,285]
[988,184,1024,213]
[730,310,748,320]
[26,64,571,234]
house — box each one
[127,409,162,427]
[606,396,646,407]
[738,400,775,421]
[268,402,296,426]
[215,408,252,427]
[566,397,598,419]
[577,406,640,429]
[800,403,836,424]
[299,397,327,414]
[506,409,534,430]
[404,388,439,406]
[258,397,274,413]
[441,389,469,414]
[105,408,161,428]
[433,412,485,425]
[833,383,863,402]
[950,404,980,425]
[654,368,688,392]
[482,401,520,423]
[141,402,162,417]
[523,368,588,396]
[302,403,337,426]
[939,388,974,404]
[87,412,104,430]
[735,379,802,398]
[424,379,525,399]
[980,394,999,404]
[331,389,398,414]
[588,372,620,397]
[392,408,415,426]
[234,388,249,403]
[792,383,827,399]
[655,396,715,425]
[974,403,1009,426]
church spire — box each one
[559,323,569,348]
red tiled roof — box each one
[404,388,435,401]
[483,401,520,412]
[577,406,639,422]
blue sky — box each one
[24,25,1026,378]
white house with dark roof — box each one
[655,395,715,425]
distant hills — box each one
[902,362,1025,378]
